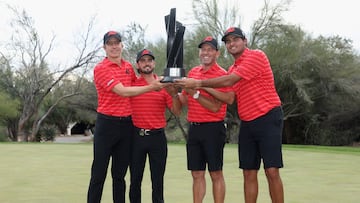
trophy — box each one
[161,8,186,83]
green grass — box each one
[0,142,359,203]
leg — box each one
[129,132,147,203]
[240,107,285,203]
[243,169,258,203]
[148,133,167,203]
[87,143,111,203]
[192,170,206,203]
[187,125,206,203]
[209,170,225,203]
[87,117,113,203]
[202,122,226,203]
[257,107,284,203]
[111,121,133,203]
[265,167,284,203]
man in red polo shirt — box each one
[87,31,163,203]
[175,36,234,203]
[129,49,181,203]
[175,27,284,203]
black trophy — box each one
[161,8,186,83]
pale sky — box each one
[0,0,359,64]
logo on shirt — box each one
[107,79,114,86]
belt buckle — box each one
[139,129,150,136]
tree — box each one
[249,0,292,47]
[48,77,98,135]
[0,6,101,141]
[259,22,360,145]
[121,22,148,65]
[0,89,20,141]
[192,0,241,38]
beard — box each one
[138,66,154,74]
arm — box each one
[201,87,235,105]
[170,94,182,116]
[201,73,241,88]
[112,78,163,97]
[174,73,241,89]
[164,84,182,116]
[185,88,222,113]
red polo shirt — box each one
[130,75,173,129]
[229,48,281,121]
[93,58,136,117]
[185,63,232,122]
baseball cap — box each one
[198,36,218,50]
[136,49,155,62]
[221,27,246,42]
[103,31,122,44]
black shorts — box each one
[186,121,226,171]
[238,106,284,170]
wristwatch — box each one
[193,90,200,99]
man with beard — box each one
[129,49,181,203]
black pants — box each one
[87,113,133,203]
[129,128,167,203]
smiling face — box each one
[103,37,123,60]
[198,43,219,68]
[224,35,247,59]
[136,55,155,74]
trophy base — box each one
[161,76,183,83]
[161,67,185,83]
